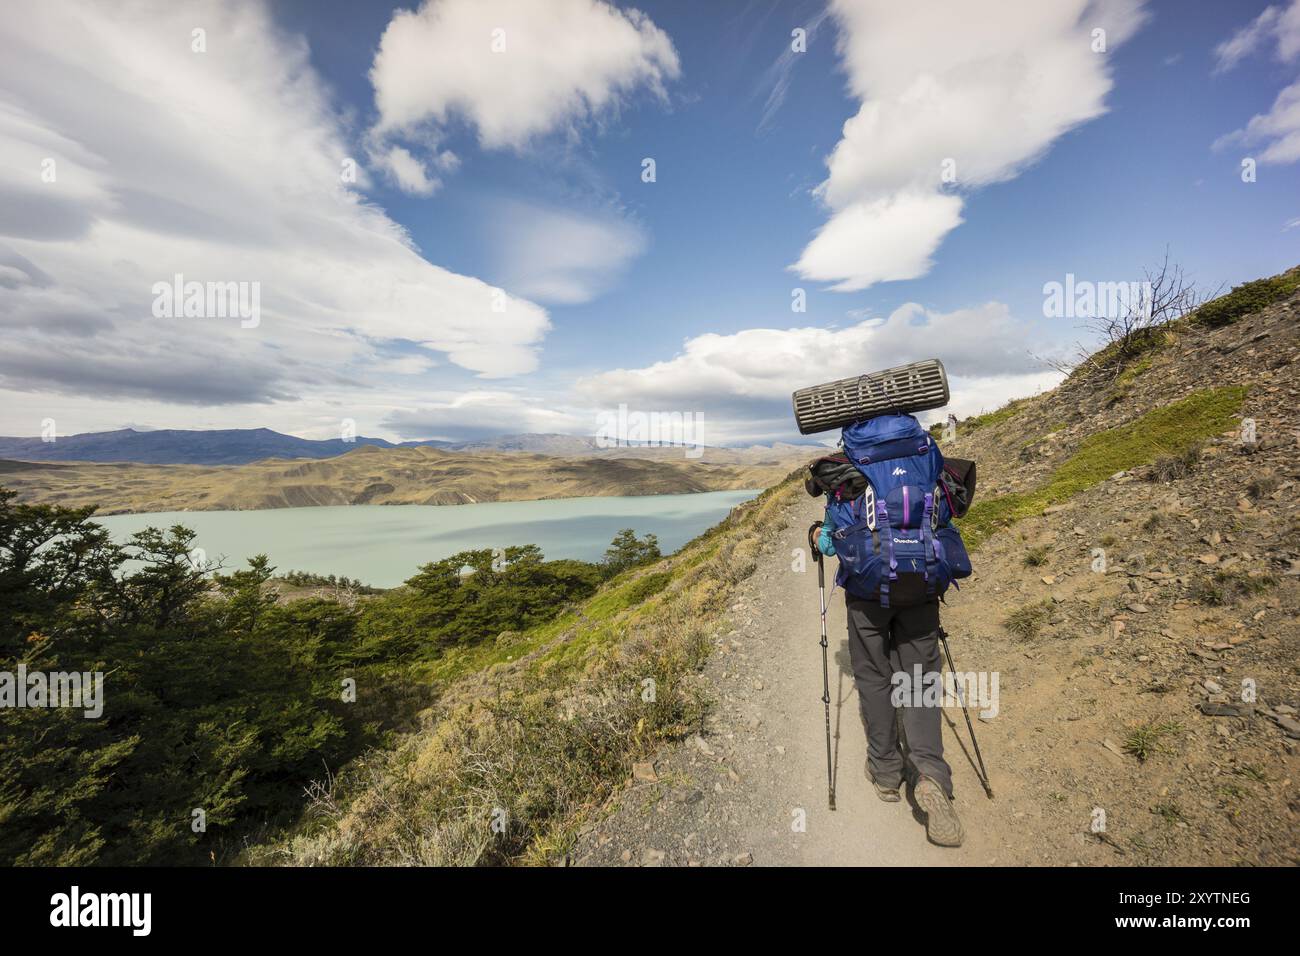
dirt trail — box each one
[576,493,1025,866]
[576,290,1300,866]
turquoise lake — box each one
[93,490,759,588]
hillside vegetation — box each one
[0,489,665,865]
[6,264,1295,868]
[248,480,798,864]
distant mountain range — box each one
[0,428,419,465]
[0,427,825,466]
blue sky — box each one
[1,0,1297,444]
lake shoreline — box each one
[92,490,761,589]
[75,484,760,518]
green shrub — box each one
[624,570,672,605]
[601,529,661,578]
[1193,271,1300,328]
[0,491,693,866]
[0,493,413,866]
[253,479,802,866]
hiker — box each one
[807,414,975,847]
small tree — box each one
[1087,251,1206,362]
[601,529,661,578]
[215,554,278,634]
[122,525,219,630]
[1042,251,1219,381]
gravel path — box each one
[576,494,1013,866]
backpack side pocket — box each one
[936,525,972,579]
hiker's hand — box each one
[816,523,836,557]
[807,522,821,555]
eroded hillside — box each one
[927,269,1300,864]
[0,443,808,514]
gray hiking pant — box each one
[845,596,954,798]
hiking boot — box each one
[872,780,902,803]
[915,776,964,847]
[865,762,901,802]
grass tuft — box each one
[1189,570,1277,606]
[1152,801,1185,825]
[1123,720,1182,762]
[1148,444,1202,483]
[1023,545,1050,568]
[962,399,1028,433]
[1003,600,1053,640]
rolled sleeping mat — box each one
[791,358,950,435]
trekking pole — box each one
[938,627,994,799]
[807,523,836,810]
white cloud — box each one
[373,145,442,196]
[370,0,679,152]
[383,389,586,441]
[1213,2,1300,73]
[756,9,830,133]
[793,0,1147,292]
[487,199,647,305]
[0,0,551,424]
[1213,1,1300,164]
[577,302,1059,442]
[1214,80,1300,164]
[794,192,963,292]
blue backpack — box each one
[822,414,972,606]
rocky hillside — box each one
[568,266,1299,866]
[925,268,1300,864]
[0,443,808,514]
